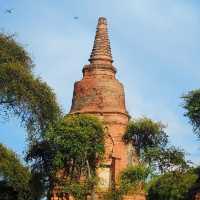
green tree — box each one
[182,90,200,138]
[26,114,105,200]
[0,33,61,139]
[104,164,150,200]
[123,117,168,157]
[0,143,43,200]
[182,90,200,199]
[143,146,189,174]
[120,164,150,193]
[123,117,188,174]
[0,33,62,199]
[147,169,198,200]
[186,167,200,200]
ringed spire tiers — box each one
[89,17,113,65]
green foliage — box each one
[122,117,191,200]
[0,33,32,70]
[46,114,105,177]
[0,33,61,138]
[123,117,168,156]
[143,146,189,174]
[120,164,151,192]
[27,114,105,199]
[147,170,198,200]
[0,33,62,199]
[120,164,150,185]
[63,177,97,200]
[104,164,150,200]
[0,143,43,200]
[104,189,123,200]
[182,89,200,138]
[123,117,189,174]
[186,167,200,199]
[29,171,46,200]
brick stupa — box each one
[69,17,145,200]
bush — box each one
[147,170,198,200]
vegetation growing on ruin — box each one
[26,114,105,200]
[104,164,150,200]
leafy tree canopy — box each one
[0,143,43,200]
[0,33,61,139]
[147,169,198,200]
[46,114,105,178]
[104,164,150,200]
[182,90,200,138]
[120,164,150,192]
[143,146,189,174]
[123,117,168,156]
[123,117,189,174]
[26,114,105,200]
[186,167,200,200]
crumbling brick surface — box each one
[70,63,132,180]
[70,67,127,114]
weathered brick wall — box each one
[71,66,127,115]
[69,62,140,199]
[70,64,132,178]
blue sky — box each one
[0,0,200,164]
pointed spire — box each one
[89,17,113,64]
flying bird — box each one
[74,16,79,20]
[5,9,13,14]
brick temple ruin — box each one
[70,17,145,200]
[52,17,146,200]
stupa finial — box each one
[89,17,113,64]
